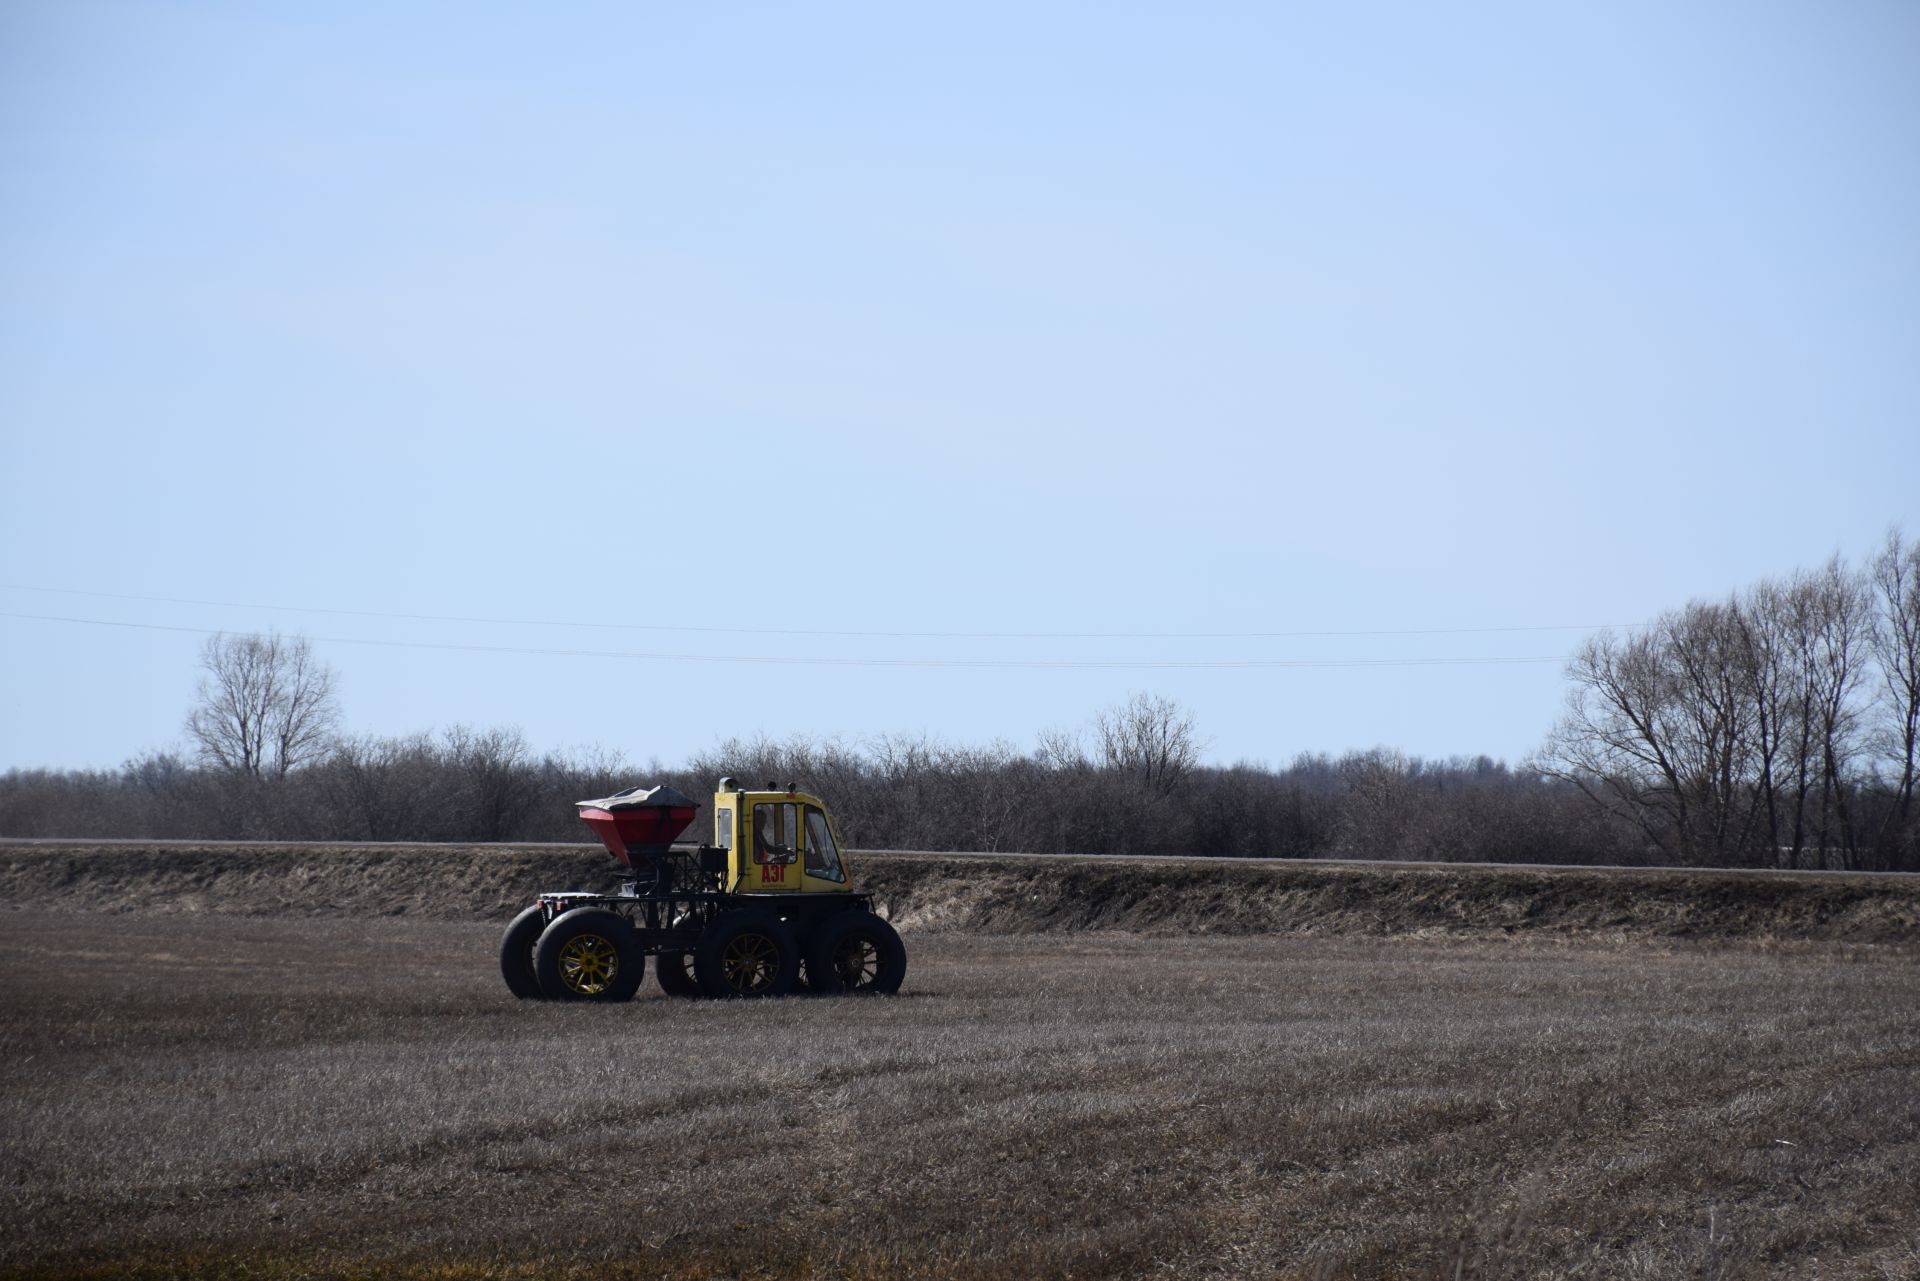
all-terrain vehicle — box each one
[499,778,906,1000]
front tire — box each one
[696,910,800,998]
[535,908,643,1002]
[500,905,546,999]
[805,912,906,995]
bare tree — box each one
[443,725,539,842]
[313,733,438,841]
[1542,550,1898,870]
[1735,579,1793,861]
[185,632,340,778]
[1541,600,1775,865]
[1867,527,1920,868]
[1093,693,1203,795]
[1034,725,1091,772]
[1658,600,1768,861]
[1775,558,1871,867]
[1337,747,1421,859]
[1541,626,1696,861]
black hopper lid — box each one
[575,783,700,812]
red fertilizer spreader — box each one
[575,784,700,868]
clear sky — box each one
[2,1,1916,774]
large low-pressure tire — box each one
[805,911,907,995]
[535,908,644,1002]
[695,910,800,998]
[654,950,701,999]
[499,905,547,999]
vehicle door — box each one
[800,804,847,890]
[748,799,800,891]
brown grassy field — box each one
[2,910,1916,1280]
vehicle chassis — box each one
[530,844,876,956]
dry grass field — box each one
[2,911,1917,1280]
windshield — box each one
[804,807,844,881]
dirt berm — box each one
[2,841,1917,944]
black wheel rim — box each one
[831,932,881,990]
[720,932,782,995]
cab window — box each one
[715,806,733,849]
[753,803,797,864]
[804,807,845,881]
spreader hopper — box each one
[575,784,699,867]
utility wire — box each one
[0,583,1645,642]
[0,611,1573,671]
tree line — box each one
[1,532,1913,869]
[0,714,1646,865]
[1540,530,1917,870]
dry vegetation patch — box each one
[1,912,1916,1279]
[3,842,1917,945]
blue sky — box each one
[2,1,1916,773]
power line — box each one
[0,583,1644,642]
[0,611,1573,671]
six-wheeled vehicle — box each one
[500,778,906,1000]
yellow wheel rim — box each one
[720,932,781,994]
[558,933,619,996]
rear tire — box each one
[500,905,546,999]
[805,912,906,995]
[696,910,800,998]
[654,950,701,998]
[535,908,643,1002]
